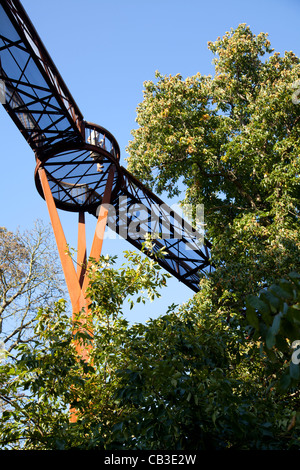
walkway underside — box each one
[0,0,212,294]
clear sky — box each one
[0,0,299,324]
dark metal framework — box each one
[0,0,83,156]
[108,168,211,292]
[0,0,212,294]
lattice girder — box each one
[0,0,84,156]
[1,0,213,293]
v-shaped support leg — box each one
[38,167,82,312]
[38,164,116,313]
[38,166,115,350]
[38,165,116,422]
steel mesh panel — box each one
[1,0,213,293]
[0,1,83,155]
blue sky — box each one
[0,0,299,323]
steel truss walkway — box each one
[0,0,212,297]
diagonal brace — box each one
[38,164,116,312]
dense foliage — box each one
[0,24,299,450]
[0,250,299,450]
[127,24,300,306]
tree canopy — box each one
[127,24,300,305]
[1,250,300,450]
[0,24,300,451]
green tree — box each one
[1,251,299,450]
[1,25,299,451]
[0,249,171,450]
[124,23,300,447]
[127,24,300,308]
[246,271,300,392]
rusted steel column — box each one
[39,164,115,423]
[81,165,115,294]
[38,167,81,311]
[69,167,115,423]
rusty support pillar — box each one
[38,164,116,422]
[39,164,116,306]
[82,165,115,293]
[38,167,81,311]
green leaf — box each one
[270,312,282,336]
[266,328,276,349]
[247,295,270,316]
